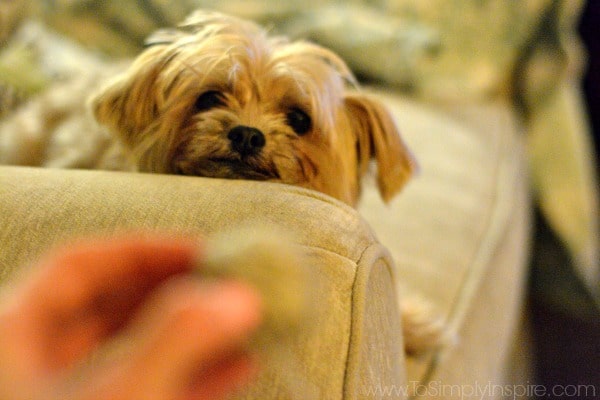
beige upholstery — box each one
[358,93,533,392]
[0,92,532,399]
[0,166,407,399]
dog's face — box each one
[91,10,416,206]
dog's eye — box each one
[286,108,311,136]
[195,91,225,112]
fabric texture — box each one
[0,90,533,398]
[0,166,406,400]
[357,93,533,392]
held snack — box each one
[197,224,313,349]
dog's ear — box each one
[344,94,417,203]
[90,48,165,147]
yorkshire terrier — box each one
[0,10,444,355]
[93,10,417,206]
[1,9,415,206]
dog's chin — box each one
[174,157,280,181]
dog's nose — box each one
[227,126,266,157]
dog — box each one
[92,10,417,206]
[0,10,444,355]
[1,9,415,206]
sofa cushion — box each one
[0,166,405,400]
[358,91,532,394]
[0,90,533,398]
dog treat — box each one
[197,224,313,349]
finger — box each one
[30,234,200,310]
[14,234,201,370]
[102,278,262,400]
[185,351,259,400]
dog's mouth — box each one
[175,156,280,181]
[209,157,280,180]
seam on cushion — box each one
[297,242,373,266]
[415,116,527,387]
[343,253,361,400]
[281,184,360,217]
[343,243,367,400]
[342,243,403,400]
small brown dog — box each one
[91,10,416,206]
[0,10,415,207]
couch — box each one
[0,90,532,398]
[3,0,598,398]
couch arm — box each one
[0,165,406,400]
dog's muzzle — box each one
[227,125,265,157]
[174,125,278,180]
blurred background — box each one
[530,0,600,395]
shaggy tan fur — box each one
[91,10,416,205]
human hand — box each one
[0,234,262,400]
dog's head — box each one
[91,10,416,206]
